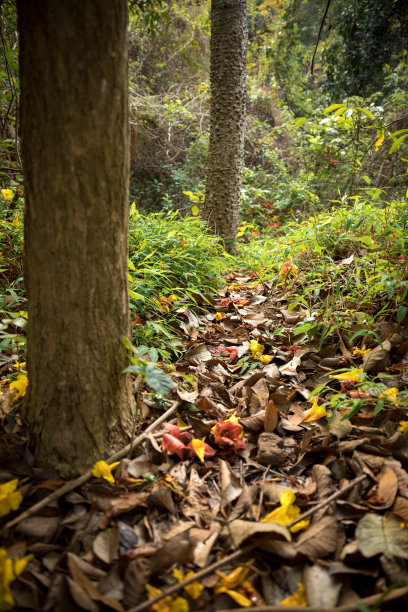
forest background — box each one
[0,0,408,610]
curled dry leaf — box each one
[222,519,291,549]
[365,467,398,509]
[295,517,338,557]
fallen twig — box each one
[216,583,408,612]
[1,400,180,533]
[127,473,368,612]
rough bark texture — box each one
[18,0,134,475]
[204,0,247,253]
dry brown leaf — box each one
[222,519,291,548]
[363,339,391,372]
[356,512,408,558]
[107,492,149,517]
[93,527,119,564]
[295,517,338,557]
[68,553,124,612]
[303,563,342,608]
[219,459,243,507]
[365,467,398,509]
[393,496,408,522]
[264,399,279,432]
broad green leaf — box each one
[397,305,407,324]
[128,258,136,271]
[323,103,346,114]
[293,117,307,128]
[389,133,408,154]
[356,107,374,120]
[144,364,174,394]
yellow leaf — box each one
[281,582,308,607]
[262,490,309,533]
[328,368,364,382]
[91,460,120,484]
[191,206,199,216]
[399,421,408,433]
[214,312,225,321]
[259,354,273,364]
[250,339,264,359]
[0,480,23,518]
[9,374,28,400]
[375,129,385,151]
[190,438,206,463]
[379,387,399,402]
[12,362,26,370]
[302,397,327,422]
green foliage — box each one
[122,336,174,396]
[128,206,228,358]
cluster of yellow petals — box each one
[0,480,23,518]
[1,189,13,201]
[0,548,33,610]
[168,294,178,303]
[259,354,273,364]
[146,584,189,612]
[352,344,371,357]
[302,397,327,422]
[262,490,310,533]
[250,339,264,359]
[214,565,252,608]
[9,374,28,401]
[173,568,203,600]
[214,312,225,321]
[91,460,120,484]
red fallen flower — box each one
[162,424,215,460]
[215,346,239,362]
[213,420,245,453]
[218,297,248,307]
[348,390,371,399]
[268,221,281,228]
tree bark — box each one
[17,0,134,475]
[204,0,247,254]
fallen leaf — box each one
[356,512,408,558]
[222,519,291,549]
[295,517,338,557]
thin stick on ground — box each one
[1,400,180,533]
[128,473,369,612]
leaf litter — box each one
[1,272,408,610]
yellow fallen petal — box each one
[91,460,120,484]
[281,582,308,607]
[259,354,273,364]
[352,345,371,357]
[0,479,23,518]
[328,368,364,382]
[190,438,206,463]
[224,588,252,607]
[262,490,309,533]
[302,398,327,422]
[250,339,264,358]
[379,387,399,401]
[183,571,204,600]
[214,312,225,321]
[215,566,250,591]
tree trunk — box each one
[17,0,134,475]
[204,0,247,254]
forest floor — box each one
[1,269,408,611]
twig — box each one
[215,584,408,612]
[127,474,368,612]
[1,401,180,533]
[127,545,256,612]
[285,473,368,529]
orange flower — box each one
[213,420,245,453]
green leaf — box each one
[356,107,374,120]
[324,103,346,114]
[144,364,174,394]
[389,133,408,154]
[293,117,307,128]
[128,258,136,271]
[191,205,200,216]
[397,305,407,324]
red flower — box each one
[162,424,215,460]
[213,420,245,453]
[215,346,239,362]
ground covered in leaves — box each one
[1,271,408,611]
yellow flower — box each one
[259,354,273,364]
[281,582,308,607]
[146,583,189,612]
[329,368,364,382]
[0,480,23,518]
[215,565,252,608]
[168,294,178,303]
[352,345,371,357]
[12,362,26,370]
[214,312,225,321]
[399,421,408,434]
[1,189,13,201]
[190,438,206,463]
[302,397,327,422]
[9,374,28,400]
[173,568,204,600]
[379,387,399,402]
[91,460,120,484]
[0,548,33,610]
[262,490,310,533]
[250,339,264,359]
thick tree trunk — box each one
[18,0,134,475]
[204,0,247,254]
